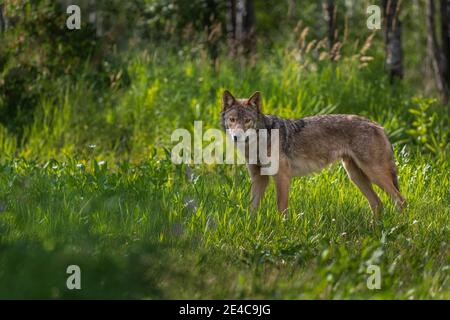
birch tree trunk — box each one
[226,0,255,55]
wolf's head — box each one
[220,90,263,142]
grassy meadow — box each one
[0,45,449,299]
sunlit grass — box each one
[0,147,448,299]
[0,48,448,299]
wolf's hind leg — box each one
[363,165,406,211]
[342,157,383,218]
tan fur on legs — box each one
[273,157,291,215]
[359,164,407,212]
[342,157,383,218]
[371,169,406,211]
[247,164,269,211]
[274,175,290,215]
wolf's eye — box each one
[245,118,252,124]
[229,117,236,123]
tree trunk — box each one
[382,0,403,80]
[440,0,450,103]
[426,0,449,103]
[88,0,104,37]
[345,0,355,17]
[226,0,237,54]
[0,4,6,33]
[226,0,255,55]
[204,0,219,61]
[322,0,336,51]
[287,0,296,21]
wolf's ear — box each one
[222,90,235,111]
[248,91,262,112]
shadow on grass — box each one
[0,240,179,299]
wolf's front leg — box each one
[272,156,291,215]
[274,173,290,215]
[247,164,269,211]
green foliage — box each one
[1,41,448,163]
[0,0,448,299]
[0,0,130,132]
[0,150,448,298]
[0,0,96,131]
[406,97,449,161]
[0,44,448,298]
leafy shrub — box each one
[406,97,449,161]
[0,1,95,131]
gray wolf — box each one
[220,90,406,218]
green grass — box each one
[0,149,448,299]
[0,46,448,299]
